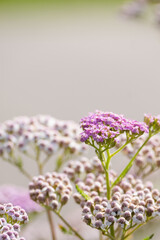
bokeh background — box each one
[1,0,160,239]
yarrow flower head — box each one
[0,203,28,240]
[80,111,149,148]
[144,114,160,134]
[0,219,25,240]
[0,185,42,214]
[81,174,160,237]
[0,203,28,225]
[63,156,104,182]
[29,172,72,212]
[0,115,86,171]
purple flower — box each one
[80,111,149,146]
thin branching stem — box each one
[112,134,152,187]
[2,156,32,180]
[36,149,56,240]
[54,211,85,240]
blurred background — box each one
[1,0,160,239]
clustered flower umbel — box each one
[29,172,72,212]
[73,170,116,208]
[0,185,41,214]
[0,115,86,158]
[0,203,28,240]
[81,175,160,233]
[117,133,160,177]
[0,219,24,240]
[80,111,148,147]
[0,203,28,225]
[63,156,104,182]
[63,156,117,206]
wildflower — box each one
[0,203,28,225]
[80,111,148,148]
[29,172,72,211]
[0,115,86,168]
[144,114,160,134]
[0,203,28,240]
[80,174,160,235]
[63,156,104,182]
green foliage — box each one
[75,184,91,201]
[143,234,154,240]
[59,224,72,235]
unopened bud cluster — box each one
[73,170,117,207]
[29,172,72,211]
[81,174,160,233]
[144,114,160,133]
[0,203,28,225]
[0,115,86,158]
[118,133,160,176]
[0,219,24,240]
[63,156,104,181]
[0,203,28,240]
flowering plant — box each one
[1,112,160,240]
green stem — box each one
[46,210,56,240]
[124,216,155,240]
[37,152,56,240]
[110,225,115,239]
[55,211,85,240]
[41,155,51,168]
[142,166,156,179]
[98,148,111,200]
[120,226,126,240]
[110,141,130,158]
[2,156,32,180]
[112,134,152,187]
[99,231,103,240]
[124,223,143,239]
[105,150,111,200]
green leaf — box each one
[143,234,154,240]
[59,225,72,235]
[75,184,91,201]
[15,156,23,168]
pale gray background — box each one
[1,6,160,239]
[1,6,160,185]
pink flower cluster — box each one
[80,111,148,145]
